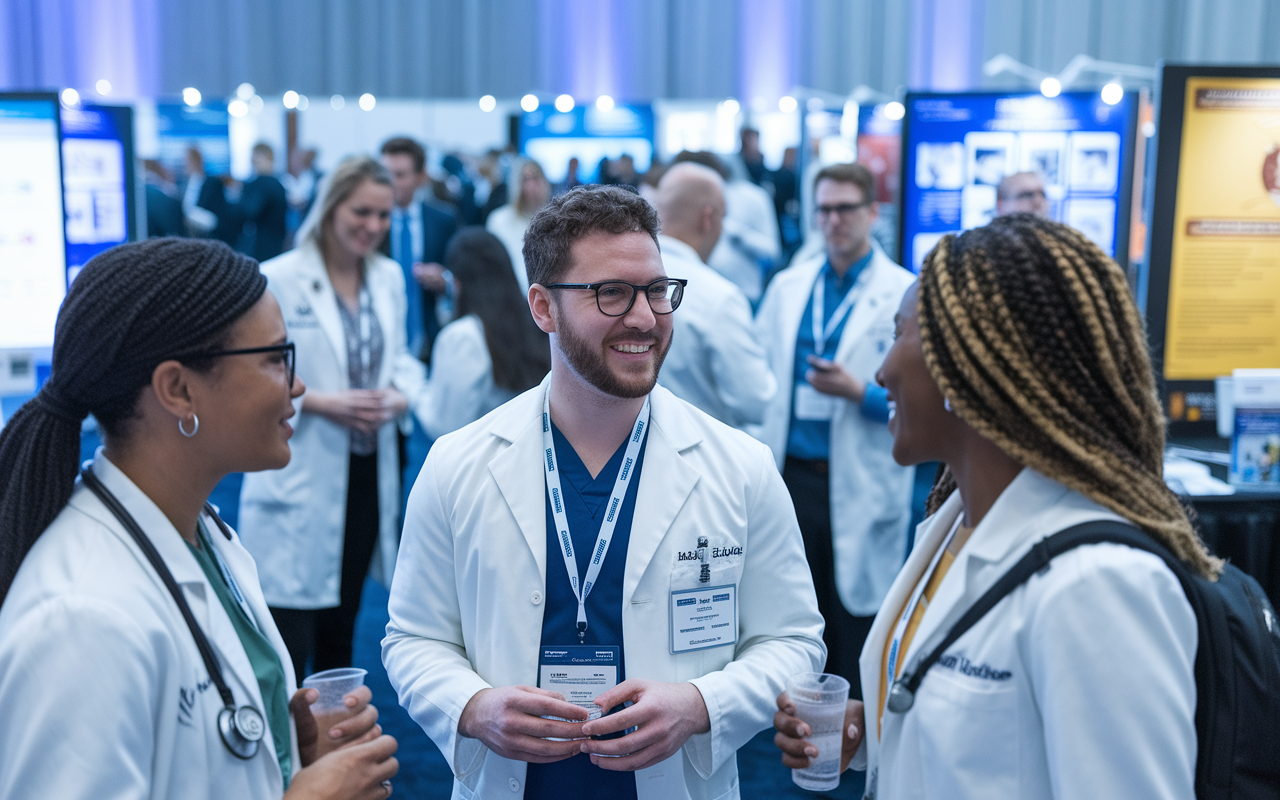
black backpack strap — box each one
[885,519,1187,714]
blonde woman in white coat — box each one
[415,226,550,438]
[774,215,1216,798]
[238,157,427,680]
[485,159,551,293]
[0,238,396,800]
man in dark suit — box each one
[183,146,243,247]
[379,137,458,361]
[238,142,288,261]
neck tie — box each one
[397,210,424,358]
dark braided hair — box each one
[917,213,1221,579]
[0,238,266,602]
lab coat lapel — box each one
[833,250,894,364]
[624,389,702,601]
[298,242,348,377]
[486,388,550,584]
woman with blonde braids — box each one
[774,213,1208,798]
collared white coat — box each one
[415,314,518,439]
[853,468,1197,799]
[238,240,427,608]
[657,235,777,430]
[0,450,300,799]
[750,247,915,616]
[382,380,826,800]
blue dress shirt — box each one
[525,420,647,800]
[786,252,890,460]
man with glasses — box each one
[752,162,914,697]
[384,185,824,800]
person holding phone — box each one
[0,238,398,799]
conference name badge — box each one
[794,384,837,421]
[538,645,620,727]
[670,584,737,654]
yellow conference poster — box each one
[1164,77,1280,380]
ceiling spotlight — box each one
[182,87,201,106]
[1101,82,1124,105]
[479,94,496,112]
[235,82,255,100]
[1040,77,1062,98]
[283,90,299,109]
[778,96,798,113]
[228,99,248,117]
[883,101,906,121]
[521,94,539,112]
[358,93,376,111]
[60,87,80,107]
[296,94,309,111]
[330,94,345,110]
[596,95,615,111]
[720,98,740,116]
[95,79,111,96]
[555,94,575,113]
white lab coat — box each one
[0,450,300,799]
[750,248,915,616]
[416,314,518,438]
[238,240,427,609]
[486,204,532,293]
[854,468,1197,799]
[382,379,826,800]
[708,180,781,303]
[657,235,776,430]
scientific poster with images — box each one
[900,91,1134,272]
[1162,78,1280,381]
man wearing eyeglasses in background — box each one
[996,171,1050,217]
[384,185,824,800]
[751,163,915,699]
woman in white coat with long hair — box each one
[774,214,1216,798]
[485,158,551,292]
[238,156,427,680]
[0,238,397,799]
[415,226,550,438]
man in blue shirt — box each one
[753,163,914,698]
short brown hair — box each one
[523,185,660,287]
[814,162,875,203]
[380,137,426,174]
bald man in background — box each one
[996,171,1050,217]
[655,162,777,429]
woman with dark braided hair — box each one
[0,238,398,799]
[775,214,1206,798]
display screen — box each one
[899,91,1136,272]
[156,101,231,179]
[0,96,67,350]
[61,103,135,280]
[520,105,654,183]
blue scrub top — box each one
[786,252,890,460]
[524,420,648,800]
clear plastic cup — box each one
[302,667,367,731]
[787,672,851,792]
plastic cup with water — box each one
[302,667,367,731]
[788,672,851,792]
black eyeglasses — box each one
[815,201,872,218]
[174,343,297,389]
[545,278,688,317]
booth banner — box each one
[1164,78,1280,381]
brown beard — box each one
[554,308,672,399]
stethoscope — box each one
[81,467,266,760]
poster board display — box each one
[61,103,136,281]
[520,105,654,184]
[898,91,1137,273]
[0,93,67,352]
[155,101,231,179]
[1143,65,1280,437]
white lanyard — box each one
[197,520,260,633]
[811,267,863,356]
[542,387,650,643]
[882,515,963,719]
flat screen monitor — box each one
[899,90,1138,273]
[0,93,67,351]
[61,103,136,281]
[1143,64,1280,437]
[155,101,231,179]
[520,105,654,184]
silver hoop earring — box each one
[943,398,953,412]
[179,414,200,438]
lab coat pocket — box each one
[914,665,1019,798]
